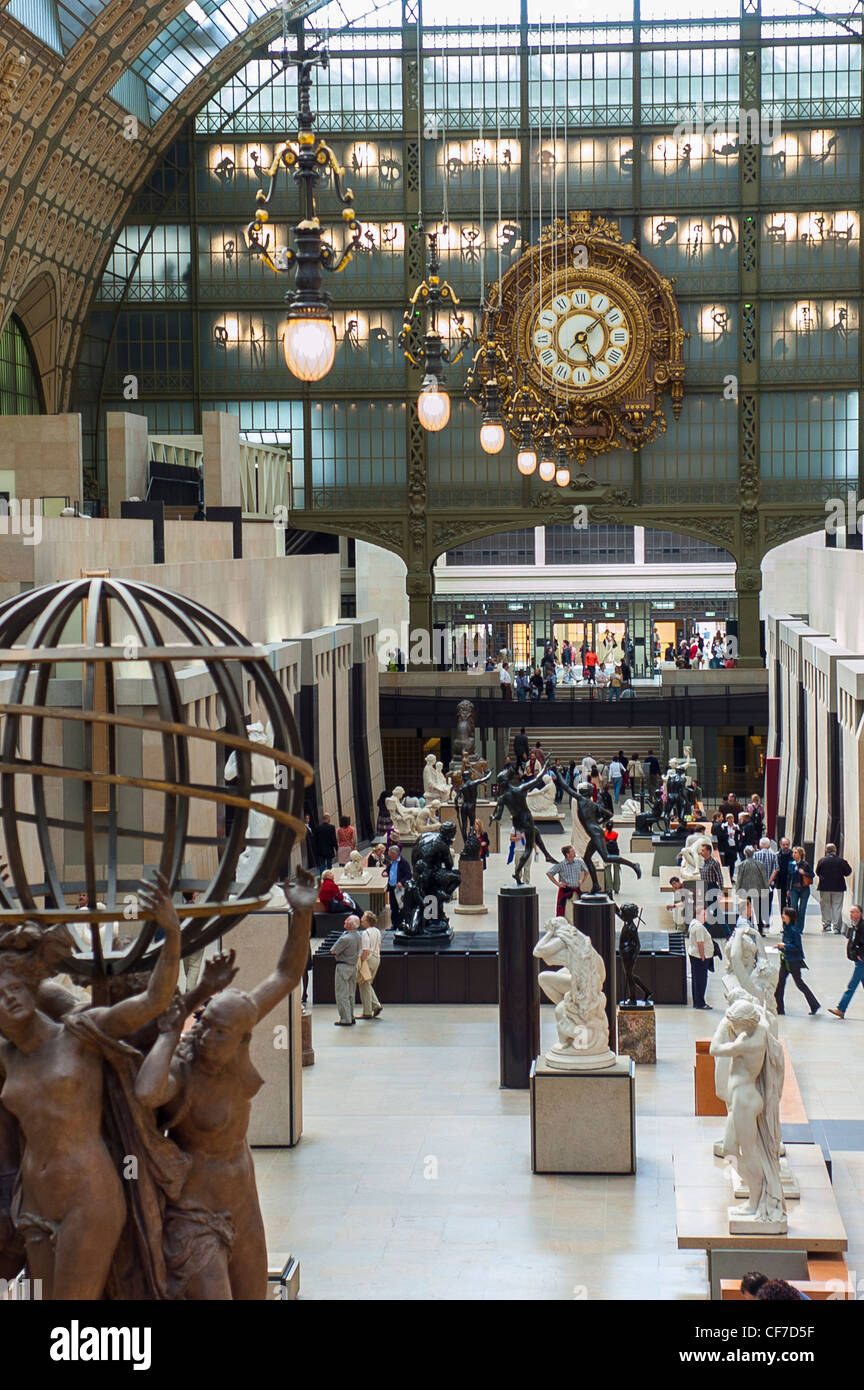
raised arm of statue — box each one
[249,867,317,1020]
[95,872,181,1039]
[134,996,187,1108]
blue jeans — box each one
[790,886,810,923]
[838,959,864,1014]
[612,777,622,801]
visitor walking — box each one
[687,907,715,1009]
[313,811,338,872]
[331,914,361,1025]
[584,647,598,684]
[336,814,356,866]
[816,843,852,933]
[775,907,820,1016]
[357,910,383,1019]
[644,749,661,795]
[514,727,530,770]
[788,845,814,927]
[829,904,864,1018]
[609,755,625,802]
[771,837,794,916]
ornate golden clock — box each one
[469,210,686,468]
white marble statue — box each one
[224,720,286,907]
[386,786,418,838]
[342,850,365,880]
[679,833,714,875]
[533,917,616,1071]
[709,996,787,1234]
[412,799,442,831]
[423,754,452,803]
[526,773,559,819]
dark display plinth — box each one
[572,893,617,1055]
[311,931,498,1004]
[498,885,540,1089]
[393,924,454,946]
[310,930,686,1006]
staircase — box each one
[509,726,664,769]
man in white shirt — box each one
[358,910,383,1019]
[687,907,715,1009]
[499,662,513,700]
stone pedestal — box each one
[455,855,487,914]
[498,885,539,1089]
[652,835,686,875]
[572,894,617,1054]
[617,1004,656,1064]
[530,1056,636,1174]
[231,911,303,1147]
[301,1006,315,1067]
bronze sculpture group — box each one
[0,868,317,1301]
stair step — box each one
[510,727,663,768]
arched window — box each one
[0,315,44,416]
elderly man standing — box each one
[754,837,778,926]
[734,845,770,936]
[330,914,361,1026]
[815,843,853,934]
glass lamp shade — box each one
[417,383,451,431]
[555,466,571,487]
[480,420,506,454]
[283,315,337,381]
[538,455,556,482]
[516,448,537,476]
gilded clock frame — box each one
[470,210,687,464]
[517,265,651,404]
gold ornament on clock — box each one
[467,210,687,471]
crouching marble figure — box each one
[533,918,616,1071]
[0,869,317,1300]
[709,996,787,1234]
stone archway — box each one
[10,267,61,412]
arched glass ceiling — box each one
[3,0,860,126]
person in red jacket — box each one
[315,871,354,916]
[584,648,599,685]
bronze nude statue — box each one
[0,873,181,1300]
[134,868,317,1300]
[490,766,558,884]
[554,778,642,894]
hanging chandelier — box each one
[245,44,362,382]
[398,231,471,432]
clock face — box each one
[531,287,633,389]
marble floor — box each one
[255,812,864,1300]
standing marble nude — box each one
[135,868,317,1300]
[0,874,181,1300]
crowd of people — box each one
[678,791,864,1022]
[498,635,635,701]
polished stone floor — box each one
[256,812,864,1300]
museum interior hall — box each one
[1,0,864,1327]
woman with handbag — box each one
[775,906,820,1015]
[788,846,814,926]
[357,910,383,1019]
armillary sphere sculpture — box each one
[0,577,313,981]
